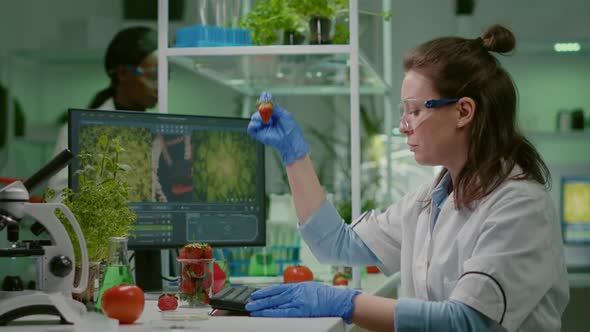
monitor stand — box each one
[134,249,162,292]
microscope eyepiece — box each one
[0,213,18,233]
[23,149,74,192]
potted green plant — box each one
[46,135,137,302]
[288,0,393,45]
[240,0,392,46]
[288,0,344,44]
[239,0,305,45]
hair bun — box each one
[481,24,516,54]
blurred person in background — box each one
[49,26,158,192]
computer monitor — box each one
[561,176,590,245]
[68,109,266,290]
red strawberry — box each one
[158,294,178,311]
[202,246,213,259]
[185,247,202,259]
[180,243,211,259]
[180,279,196,294]
[258,103,273,124]
[190,261,205,277]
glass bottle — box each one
[95,237,134,311]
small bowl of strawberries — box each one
[176,243,227,307]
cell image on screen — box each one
[563,180,590,224]
[191,131,257,203]
[69,109,266,249]
[79,125,152,202]
[152,133,194,202]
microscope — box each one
[0,149,89,325]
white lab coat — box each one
[353,168,569,332]
[47,98,115,192]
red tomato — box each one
[333,276,349,286]
[283,265,314,283]
[366,265,380,274]
[332,272,349,286]
[101,284,145,324]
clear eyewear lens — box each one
[398,98,459,131]
[128,66,171,83]
[398,100,431,131]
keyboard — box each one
[209,285,258,313]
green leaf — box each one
[98,135,108,148]
[117,163,131,172]
[381,10,393,21]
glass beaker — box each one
[177,258,214,307]
[95,237,134,311]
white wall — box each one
[501,55,590,131]
[0,1,120,50]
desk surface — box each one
[3,300,344,332]
[136,303,345,332]
[3,273,398,332]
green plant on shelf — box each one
[239,0,304,45]
[240,0,392,45]
[288,0,346,18]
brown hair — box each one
[404,24,550,209]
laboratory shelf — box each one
[169,52,389,96]
[157,0,393,290]
[166,44,352,56]
[525,130,590,141]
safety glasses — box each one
[126,66,171,89]
[398,97,459,131]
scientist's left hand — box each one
[245,281,361,323]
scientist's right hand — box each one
[247,91,310,166]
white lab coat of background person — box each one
[48,99,115,192]
[349,166,569,332]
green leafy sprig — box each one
[240,0,392,45]
[239,0,303,45]
[46,135,137,263]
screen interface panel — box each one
[68,109,265,248]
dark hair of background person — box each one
[404,24,551,209]
[57,26,157,124]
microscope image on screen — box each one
[79,125,152,202]
[69,109,266,249]
[191,131,257,203]
[152,133,194,202]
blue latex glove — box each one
[245,281,361,324]
[247,91,310,166]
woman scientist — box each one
[49,26,158,191]
[245,24,569,331]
